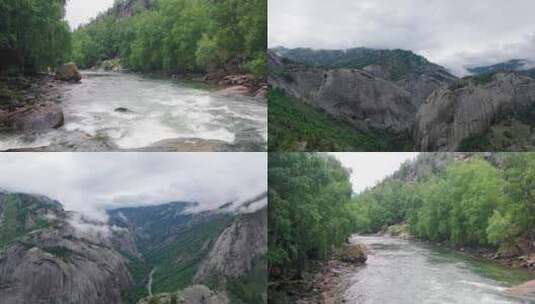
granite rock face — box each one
[415,73,535,151]
[0,192,132,304]
[269,51,418,132]
[194,207,267,282]
[270,49,535,151]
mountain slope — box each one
[270,48,535,151]
[132,205,268,304]
[468,59,535,78]
[0,192,132,304]
[415,73,535,151]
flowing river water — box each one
[343,235,535,304]
[0,71,267,151]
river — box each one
[0,71,267,151]
[343,235,535,304]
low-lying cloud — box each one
[269,0,535,75]
[0,153,267,220]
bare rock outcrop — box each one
[269,51,417,133]
[137,285,228,304]
[415,73,535,151]
[0,192,132,304]
[194,207,267,282]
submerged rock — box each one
[506,280,535,299]
[114,107,133,113]
[341,243,368,264]
[55,62,82,82]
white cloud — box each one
[269,0,535,75]
[0,153,267,220]
[331,153,418,193]
[66,0,115,29]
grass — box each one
[268,89,413,151]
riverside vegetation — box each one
[268,152,535,303]
[0,0,267,151]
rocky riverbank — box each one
[269,243,367,304]
[0,74,66,134]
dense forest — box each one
[0,0,266,76]
[268,153,355,274]
[268,153,535,278]
[71,0,267,75]
[0,0,71,74]
[351,153,535,248]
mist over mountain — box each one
[0,153,267,220]
[0,190,267,304]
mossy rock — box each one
[55,63,82,82]
[341,243,367,264]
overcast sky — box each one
[66,0,115,29]
[331,153,418,193]
[269,0,535,75]
[0,153,267,220]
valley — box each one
[0,191,267,304]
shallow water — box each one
[0,71,266,150]
[344,235,535,304]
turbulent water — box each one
[0,71,266,150]
[344,235,535,304]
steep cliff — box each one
[269,50,418,133]
[0,192,132,304]
[194,207,267,282]
[415,73,535,151]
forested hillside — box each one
[350,153,535,252]
[0,0,70,74]
[71,0,267,75]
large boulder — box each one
[5,102,64,132]
[341,243,368,264]
[506,280,535,299]
[55,62,82,82]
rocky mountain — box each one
[270,48,535,151]
[194,207,267,282]
[0,191,267,304]
[415,73,535,151]
[0,191,132,304]
[468,59,535,78]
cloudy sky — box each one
[331,153,418,193]
[269,0,535,75]
[0,153,267,220]
[66,0,115,29]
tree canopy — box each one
[71,0,267,76]
[0,0,71,74]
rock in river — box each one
[341,243,368,264]
[4,102,64,132]
[55,62,82,82]
[506,280,535,298]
